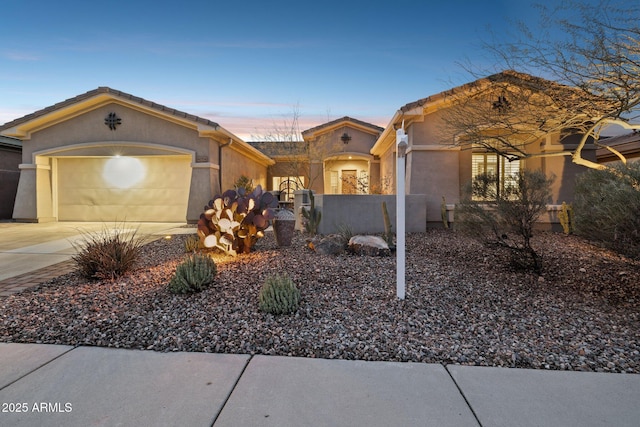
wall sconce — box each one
[340,132,351,144]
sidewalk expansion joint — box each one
[0,345,77,392]
[210,354,254,427]
[443,363,483,427]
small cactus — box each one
[258,274,300,315]
[301,190,321,235]
[441,196,450,229]
[168,253,217,294]
[381,201,394,248]
[558,202,574,235]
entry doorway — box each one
[342,170,357,194]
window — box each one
[330,171,339,194]
[472,153,520,200]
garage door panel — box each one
[57,157,190,222]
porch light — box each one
[103,156,146,189]
[340,132,351,144]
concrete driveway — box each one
[0,221,188,282]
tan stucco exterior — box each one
[301,117,383,195]
[0,88,273,223]
[370,72,599,226]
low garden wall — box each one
[292,190,565,234]
[294,192,428,235]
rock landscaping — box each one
[0,229,638,373]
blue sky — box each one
[1,0,575,139]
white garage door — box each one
[57,156,191,222]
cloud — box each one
[194,111,390,142]
[3,51,41,61]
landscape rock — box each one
[348,235,390,256]
[1,229,639,374]
[307,234,347,255]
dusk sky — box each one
[1,0,597,140]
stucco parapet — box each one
[19,163,50,170]
[407,144,461,153]
[191,162,220,170]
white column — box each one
[396,125,408,300]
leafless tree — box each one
[251,105,343,192]
[440,0,640,171]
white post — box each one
[396,123,408,300]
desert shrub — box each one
[168,253,217,294]
[72,224,144,280]
[258,274,300,315]
[336,223,354,242]
[573,162,640,259]
[184,234,201,253]
[234,175,254,194]
[455,169,554,273]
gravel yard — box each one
[1,229,638,373]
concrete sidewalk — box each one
[1,344,638,427]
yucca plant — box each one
[168,253,217,294]
[258,274,300,315]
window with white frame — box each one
[471,153,520,200]
[330,171,339,194]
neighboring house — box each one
[0,88,273,223]
[370,71,598,226]
[597,131,640,164]
[0,135,22,219]
[248,116,384,199]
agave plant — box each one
[197,184,278,256]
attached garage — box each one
[0,87,274,223]
[56,156,191,222]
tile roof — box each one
[0,135,21,150]
[0,87,220,132]
[301,116,384,136]
[399,70,561,113]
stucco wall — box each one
[313,194,428,235]
[12,102,230,222]
[20,104,213,162]
[221,146,267,194]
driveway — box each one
[0,221,187,282]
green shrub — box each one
[258,274,300,315]
[168,253,217,294]
[234,175,254,194]
[574,162,640,259]
[455,169,554,273]
[72,224,144,280]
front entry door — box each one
[342,170,357,194]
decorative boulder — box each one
[348,235,391,256]
[307,234,347,255]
